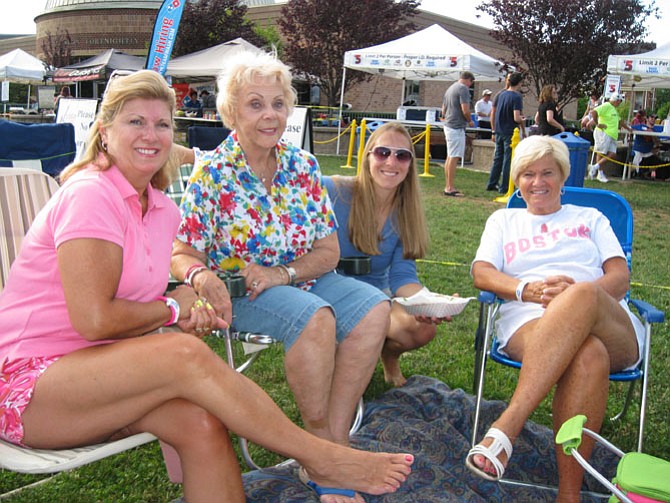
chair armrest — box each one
[629,299,665,324]
[478,291,496,304]
[555,414,587,455]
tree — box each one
[40,28,73,70]
[478,0,659,107]
[278,0,420,107]
[173,0,266,56]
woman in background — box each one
[535,84,565,136]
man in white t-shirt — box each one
[475,89,493,139]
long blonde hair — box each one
[59,70,179,190]
[335,122,428,258]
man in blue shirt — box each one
[486,72,525,193]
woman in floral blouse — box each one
[171,51,392,500]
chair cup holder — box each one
[337,257,372,276]
[221,274,246,298]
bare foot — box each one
[381,351,407,387]
[301,445,414,497]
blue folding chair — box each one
[471,186,664,484]
[0,121,76,177]
[187,125,230,151]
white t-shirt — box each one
[473,205,644,359]
[475,98,493,123]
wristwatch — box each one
[158,296,180,326]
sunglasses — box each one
[370,146,413,163]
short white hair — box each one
[216,50,297,129]
[510,135,570,184]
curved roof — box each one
[42,0,273,13]
[43,1,163,14]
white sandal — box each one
[465,427,513,481]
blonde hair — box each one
[59,70,179,191]
[216,50,297,129]
[511,135,570,185]
[334,122,428,259]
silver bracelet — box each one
[276,264,296,285]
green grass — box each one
[1,158,668,501]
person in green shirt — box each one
[589,93,632,183]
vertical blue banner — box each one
[145,0,185,75]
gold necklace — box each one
[260,157,276,183]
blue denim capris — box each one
[230,271,388,351]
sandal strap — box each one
[468,427,513,479]
[485,428,513,459]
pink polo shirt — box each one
[0,164,181,360]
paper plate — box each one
[394,288,475,318]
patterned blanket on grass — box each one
[242,375,617,502]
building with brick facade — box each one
[0,1,560,117]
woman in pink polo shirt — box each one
[0,70,413,502]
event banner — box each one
[344,52,467,71]
[145,0,185,75]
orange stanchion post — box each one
[419,124,434,177]
[494,127,521,204]
[356,119,367,175]
[340,119,356,169]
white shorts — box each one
[594,129,617,155]
[443,126,465,159]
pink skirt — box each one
[0,356,59,446]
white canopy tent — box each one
[607,42,670,89]
[0,49,47,111]
[342,24,505,84]
[166,38,263,80]
[0,49,46,83]
[337,24,506,151]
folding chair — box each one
[556,415,670,503]
[471,186,664,490]
[0,122,76,177]
[0,168,158,498]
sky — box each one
[2,0,669,46]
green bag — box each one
[608,452,670,502]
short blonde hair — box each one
[60,70,179,190]
[216,51,297,129]
[510,135,570,185]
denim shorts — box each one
[230,271,388,351]
[0,356,60,446]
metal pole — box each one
[336,66,347,155]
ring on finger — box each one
[195,328,204,333]
[251,281,259,289]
